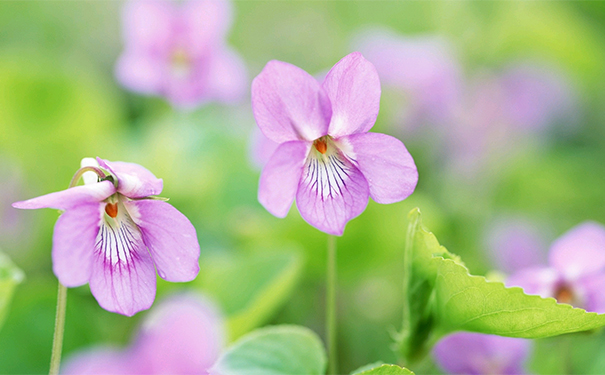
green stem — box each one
[326,235,338,375]
[49,282,67,375]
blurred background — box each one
[1,1,605,374]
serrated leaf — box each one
[210,325,326,375]
[398,208,605,363]
[195,251,303,340]
[352,364,414,375]
[0,251,25,331]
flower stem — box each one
[49,282,67,375]
[326,235,338,375]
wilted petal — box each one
[89,214,156,316]
[258,140,310,218]
[342,132,417,204]
[98,158,163,199]
[204,47,248,103]
[131,294,224,374]
[12,181,115,211]
[322,52,381,137]
[506,266,559,298]
[433,332,531,375]
[296,150,369,235]
[115,51,165,95]
[52,203,102,287]
[62,348,134,375]
[548,222,605,281]
[125,199,200,282]
[252,60,332,143]
[121,0,174,54]
[179,0,233,58]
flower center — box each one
[313,136,331,155]
[105,202,118,218]
[554,283,575,305]
[171,48,192,78]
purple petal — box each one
[130,294,224,374]
[485,218,549,274]
[89,218,156,316]
[548,222,605,281]
[62,348,134,375]
[12,181,115,211]
[204,46,248,103]
[98,158,163,199]
[52,203,102,287]
[433,332,531,375]
[296,150,370,235]
[577,273,605,314]
[125,200,200,282]
[179,0,233,59]
[505,266,559,299]
[251,60,332,143]
[322,52,381,137]
[342,132,417,204]
[121,0,174,55]
[258,140,310,218]
[115,51,165,95]
[249,127,281,169]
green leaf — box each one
[397,208,605,363]
[194,251,303,340]
[210,325,326,375]
[352,364,415,375]
[0,251,25,331]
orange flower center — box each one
[313,137,328,154]
[105,202,118,218]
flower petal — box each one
[204,46,248,104]
[89,215,156,316]
[12,181,115,211]
[322,52,381,137]
[296,150,369,235]
[62,348,134,375]
[98,158,163,199]
[125,199,200,282]
[342,133,417,204]
[249,127,281,169]
[433,332,531,375]
[52,203,102,287]
[252,60,332,143]
[121,0,174,54]
[258,140,310,218]
[115,51,165,96]
[548,222,605,281]
[179,0,233,58]
[130,294,225,373]
[505,266,559,298]
[577,273,605,314]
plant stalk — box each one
[327,235,338,375]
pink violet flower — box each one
[115,0,247,109]
[62,293,224,374]
[433,332,531,375]
[12,157,200,316]
[506,222,605,313]
[252,52,418,235]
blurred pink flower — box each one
[62,294,224,374]
[252,52,418,235]
[13,157,200,316]
[507,222,605,313]
[115,0,247,109]
[433,332,531,375]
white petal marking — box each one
[95,208,144,266]
[302,152,352,200]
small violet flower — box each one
[433,332,531,375]
[13,158,200,316]
[252,52,418,235]
[62,294,223,374]
[116,0,247,108]
[507,222,605,313]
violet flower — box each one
[252,52,418,235]
[62,294,224,374]
[116,0,247,108]
[433,332,531,375]
[13,157,200,316]
[507,222,605,313]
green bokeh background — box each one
[1,1,605,374]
